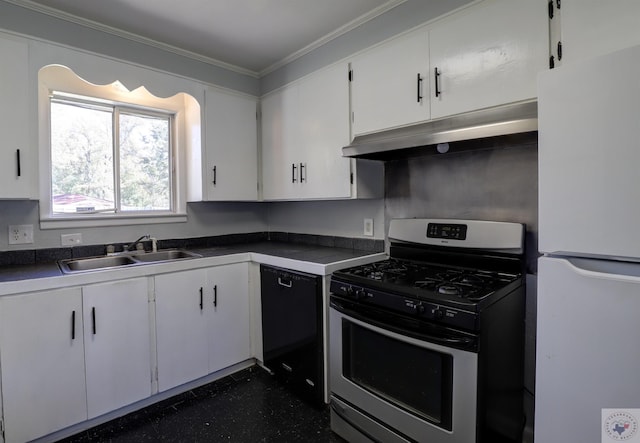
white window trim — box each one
[38,64,200,229]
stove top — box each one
[334,258,520,303]
[330,219,525,329]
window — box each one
[50,97,172,214]
[39,65,200,228]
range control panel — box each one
[426,223,467,241]
[329,278,478,331]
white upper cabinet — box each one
[203,87,259,201]
[556,0,640,65]
[350,28,430,137]
[0,34,32,199]
[297,62,352,199]
[348,0,548,134]
[429,0,548,119]
[261,62,373,201]
[261,84,300,200]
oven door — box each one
[329,297,478,443]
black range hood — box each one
[342,100,538,160]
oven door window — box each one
[342,320,453,431]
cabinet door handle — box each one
[434,67,441,98]
[292,163,297,183]
[91,307,96,335]
[300,163,306,183]
[278,277,292,288]
[71,310,76,340]
[199,287,204,310]
[212,166,217,185]
[213,285,218,307]
[417,73,423,102]
[16,149,21,177]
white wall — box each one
[266,199,385,240]
[0,201,268,250]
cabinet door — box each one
[0,34,30,198]
[83,278,152,418]
[261,85,300,200]
[207,263,251,373]
[205,88,258,201]
[429,0,547,119]
[560,0,640,65]
[155,268,209,391]
[298,63,352,199]
[0,288,87,443]
[350,28,429,137]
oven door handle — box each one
[330,299,477,349]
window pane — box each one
[51,101,115,213]
[119,112,171,211]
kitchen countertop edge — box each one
[0,242,386,297]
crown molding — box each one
[4,0,261,78]
[5,0,407,79]
[259,0,407,77]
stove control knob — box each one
[433,308,444,320]
[355,289,366,300]
[414,303,425,315]
[346,286,354,297]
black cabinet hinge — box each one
[350,173,354,184]
[548,0,554,19]
[348,69,353,82]
[549,55,555,69]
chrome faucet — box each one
[124,234,150,252]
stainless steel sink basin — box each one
[131,249,202,262]
[59,255,138,273]
[58,249,202,274]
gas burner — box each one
[438,284,462,296]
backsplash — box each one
[384,133,539,273]
[0,232,384,266]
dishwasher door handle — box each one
[277,277,292,288]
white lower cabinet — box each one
[0,278,152,443]
[0,287,87,443]
[82,278,152,418]
[207,264,251,373]
[155,263,250,392]
[155,268,210,391]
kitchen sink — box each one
[58,249,202,274]
[131,249,202,262]
[59,255,138,273]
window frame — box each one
[38,65,197,229]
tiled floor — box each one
[61,366,345,442]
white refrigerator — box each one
[536,44,640,442]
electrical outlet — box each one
[363,218,374,237]
[61,233,83,246]
[8,224,34,245]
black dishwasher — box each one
[260,265,323,405]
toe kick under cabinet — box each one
[260,265,323,405]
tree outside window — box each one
[50,98,172,214]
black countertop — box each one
[0,240,385,283]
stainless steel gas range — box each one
[329,218,525,443]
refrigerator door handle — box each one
[556,256,640,282]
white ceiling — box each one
[16,0,406,76]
